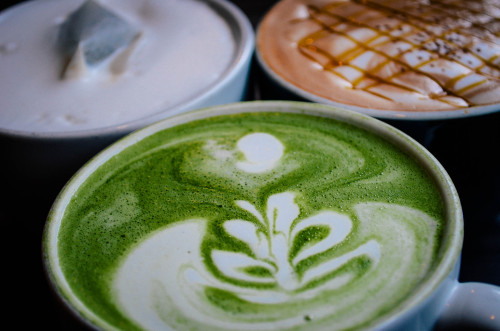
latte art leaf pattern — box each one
[216,192,380,296]
[112,131,436,330]
[57,112,445,330]
[113,198,436,330]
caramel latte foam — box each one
[257,0,500,111]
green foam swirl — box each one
[57,112,444,330]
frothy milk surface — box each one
[0,0,235,133]
[51,111,445,330]
[257,0,500,111]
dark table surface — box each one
[1,1,498,330]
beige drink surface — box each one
[258,0,500,111]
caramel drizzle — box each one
[295,1,500,106]
[298,17,425,101]
[302,5,463,103]
[357,0,500,43]
[352,0,500,71]
[415,0,500,36]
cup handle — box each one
[435,282,500,330]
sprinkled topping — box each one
[258,0,500,111]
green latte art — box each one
[57,112,444,330]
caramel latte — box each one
[257,0,500,112]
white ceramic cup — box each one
[0,0,254,198]
[254,0,500,122]
[43,101,500,330]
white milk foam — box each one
[236,133,284,173]
[112,132,438,330]
[0,0,235,133]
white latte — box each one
[0,0,235,132]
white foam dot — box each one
[236,133,284,173]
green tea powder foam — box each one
[56,112,444,330]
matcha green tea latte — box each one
[43,102,461,331]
